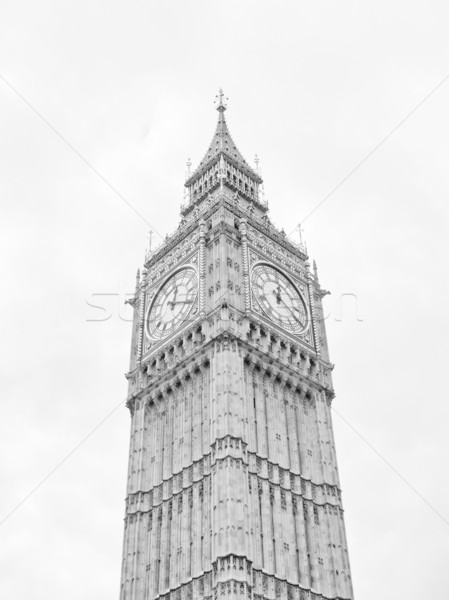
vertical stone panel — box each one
[324,504,338,598]
[309,394,324,485]
[295,395,311,481]
[255,370,267,458]
[272,487,284,579]
[337,506,354,598]
[154,507,162,595]
[324,394,342,488]
[172,388,181,476]
[286,386,301,475]
[278,382,290,470]
[265,378,276,465]
[135,512,146,599]
[201,366,210,458]
[318,392,335,484]
[284,493,298,584]
[119,516,131,600]
[190,371,200,463]
[243,363,257,454]
[144,510,154,598]
[193,481,203,577]
[294,494,310,588]
[203,475,212,574]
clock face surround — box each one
[146,267,198,341]
[251,263,308,334]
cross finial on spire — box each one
[215,88,227,111]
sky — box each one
[1,1,449,598]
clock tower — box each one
[120,92,354,600]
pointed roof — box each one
[186,89,262,186]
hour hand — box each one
[168,299,193,308]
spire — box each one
[186,89,262,186]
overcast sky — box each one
[1,1,449,598]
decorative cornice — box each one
[124,443,343,515]
[126,327,333,408]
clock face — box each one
[251,263,307,334]
[146,267,198,341]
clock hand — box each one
[277,295,303,325]
[290,303,307,324]
[290,304,304,314]
[272,289,294,316]
[168,299,193,308]
[273,286,282,304]
[163,288,178,313]
[168,288,178,309]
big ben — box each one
[120,91,354,600]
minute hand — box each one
[277,296,303,324]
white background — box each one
[1,1,448,598]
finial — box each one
[215,88,227,112]
[186,157,191,173]
[313,260,318,279]
[254,154,260,173]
